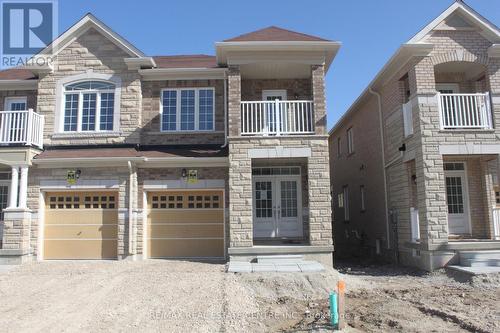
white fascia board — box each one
[216,41,341,71]
[33,156,145,168]
[329,44,433,136]
[140,157,229,168]
[407,2,500,44]
[124,57,157,70]
[139,68,227,81]
[38,13,145,58]
[0,80,38,90]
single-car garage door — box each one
[147,191,224,259]
[44,192,118,260]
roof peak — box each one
[223,25,330,42]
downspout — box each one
[368,87,391,250]
[221,70,228,148]
[127,160,135,256]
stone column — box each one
[311,65,326,134]
[227,65,241,137]
[8,166,18,209]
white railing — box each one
[0,109,44,149]
[493,208,500,240]
[410,207,420,242]
[241,100,314,136]
[438,92,492,129]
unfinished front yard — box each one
[0,260,498,332]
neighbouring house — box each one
[0,14,339,266]
[329,1,500,271]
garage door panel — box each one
[148,239,224,258]
[147,191,224,259]
[148,210,223,224]
[45,210,118,225]
[44,240,117,260]
[148,224,223,238]
[45,225,118,239]
[44,192,118,260]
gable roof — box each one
[408,1,500,44]
[38,13,145,58]
[224,26,330,42]
[152,55,218,69]
[330,1,500,135]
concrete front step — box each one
[459,250,500,261]
[461,258,500,267]
[227,260,324,273]
[257,255,304,264]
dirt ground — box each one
[0,260,498,332]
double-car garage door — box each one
[43,190,224,260]
[44,192,118,260]
[147,191,224,259]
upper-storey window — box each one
[347,127,354,155]
[161,88,215,132]
[63,81,116,132]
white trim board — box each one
[248,147,311,159]
[143,179,225,190]
[439,144,500,155]
[39,179,120,189]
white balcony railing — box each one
[438,92,492,129]
[241,100,314,136]
[493,208,500,240]
[0,109,44,149]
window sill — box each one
[150,130,222,135]
[51,131,122,139]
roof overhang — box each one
[329,43,433,135]
[0,79,37,90]
[215,41,341,72]
[124,57,157,70]
[33,156,229,168]
[139,67,227,81]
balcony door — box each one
[444,162,471,235]
[253,175,302,239]
[262,90,287,101]
[436,83,459,94]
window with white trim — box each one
[62,81,116,132]
[347,127,354,154]
[5,97,27,111]
[161,88,214,131]
[337,137,342,157]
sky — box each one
[57,0,500,130]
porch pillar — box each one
[227,65,241,137]
[311,65,326,135]
[18,166,28,209]
[8,166,19,209]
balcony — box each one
[438,92,493,130]
[240,100,314,136]
[0,110,44,149]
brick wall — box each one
[141,79,225,145]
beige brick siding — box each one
[229,136,332,248]
[141,80,225,145]
[37,28,142,146]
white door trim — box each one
[444,161,472,235]
[252,175,303,239]
[436,83,460,93]
[262,89,287,101]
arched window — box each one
[63,80,116,132]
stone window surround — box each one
[54,71,122,135]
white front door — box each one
[444,163,470,235]
[253,176,302,238]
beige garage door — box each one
[44,192,118,260]
[147,191,224,258]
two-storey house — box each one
[0,15,339,267]
[330,1,500,271]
